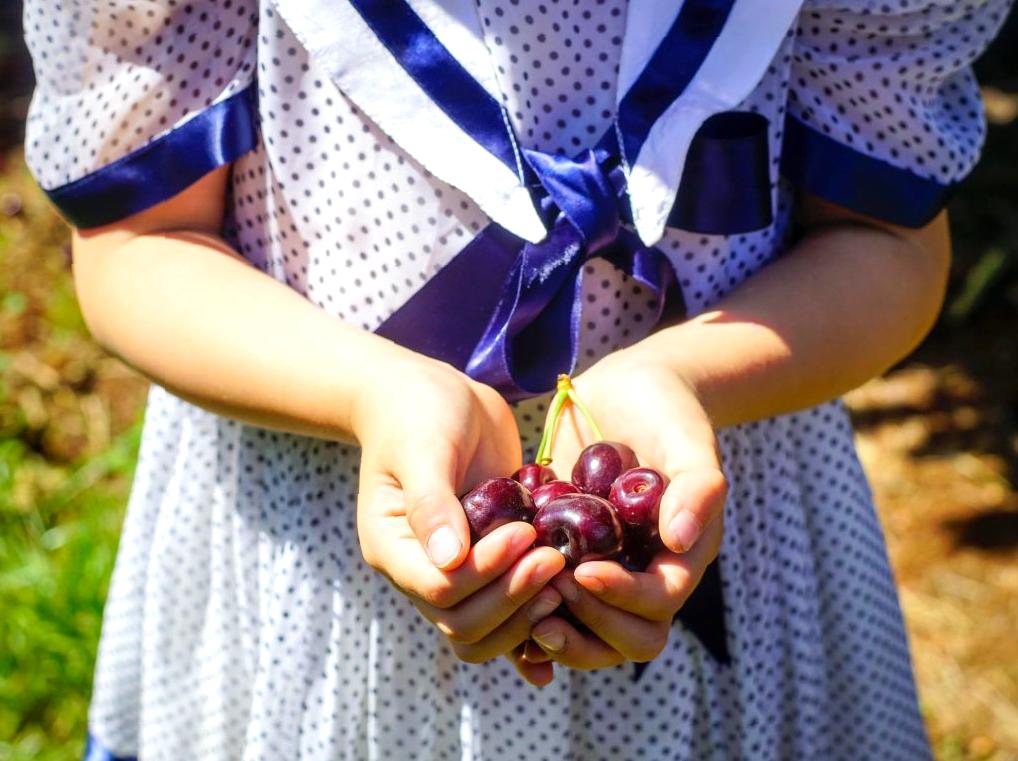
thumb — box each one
[398,447,472,571]
[657,425,728,554]
[659,466,727,553]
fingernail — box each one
[668,510,701,552]
[427,525,462,568]
[574,572,605,594]
[528,593,561,623]
[533,630,566,653]
[555,576,579,602]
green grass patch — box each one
[0,153,147,761]
[0,424,141,761]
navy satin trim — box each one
[668,112,772,235]
[83,734,136,761]
[346,0,519,170]
[45,85,258,229]
[781,116,955,228]
[618,0,736,163]
[376,225,522,371]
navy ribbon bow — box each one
[377,113,770,403]
[464,145,675,400]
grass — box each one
[0,428,140,760]
[0,152,147,760]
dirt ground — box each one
[848,355,1018,760]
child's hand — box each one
[520,353,727,670]
[353,353,566,665]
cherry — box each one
[533,493,623,567]
[571,441,638,498]
[616,535,665,572]
[531,480,579,509]
[608,467,667,542]
[460,477,537,542]
[512,463,557,492]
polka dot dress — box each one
[22,0,1010,758]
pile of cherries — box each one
[460,441,667,571]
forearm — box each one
[72,228,411,443]
[629,210,951,428]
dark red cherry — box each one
[531,480,579,510]
[512,463,557,492]
[460,477,537,542]
[608,467,667,542]
[533,494,624,567]
[571,441,638,498]
[616,534,665,572]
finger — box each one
[550,573,669,663]
[629,395,726,554]
[507,645,554,687]
[646,514,723,579]
[573,560,687,622]
[574,516,724,621]
[449,587,563,664]
[416,547,565,643]
[371,519,537,610]
[658,465,727,554]
[530,615,627,670]
[398,446,472,570]
[522,640,552,664]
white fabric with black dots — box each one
[22,0,1010,758]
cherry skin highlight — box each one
[531,480,579,510]
[533,493,624,567]
[608,467,667,542]
[571,441,638,498]
[512,463,557,492]
[460,477,537,542]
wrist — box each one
[347,340,423,445]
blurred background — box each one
[0,3,1016,760]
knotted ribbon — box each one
[463,145,675,400]
[377,113,770,404]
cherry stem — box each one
[565,388,604,441]
[535,382,570,465]
[535,374,605,465]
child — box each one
[24,0,1010,758]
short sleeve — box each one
[782,0,1012,227]
[23,0,259,228]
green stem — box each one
[535,374,607,465]
[566,388,604,441]
[535,386,570,465]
